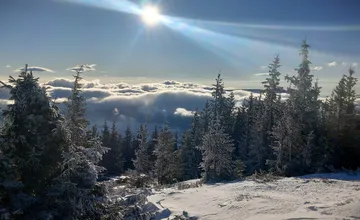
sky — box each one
[0,0,360,130]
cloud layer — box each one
[43,78,252,131]
[0,77,358,132]
[14,66,54,73]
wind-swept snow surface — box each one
[148,173,360,220]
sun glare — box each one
[141,5,161,26]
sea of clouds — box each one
[0,78,254,132]
[0,77,358,133]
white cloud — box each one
[259,66,267,70]
[174,108,194,117]
[67,64,96,72]
[14,66,54,73]
[46,78,75,88]
[5,65,11,68]
[327,61,337,67]
[113,108,119,115]
[311,66,323,71]
[253,72,269,76]
[341,62,358,67]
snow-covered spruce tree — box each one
[211,74,226,119]
[0,66,69,218]
[209,74,235,133]
[238,93,263,173]
[329,67,358,129]
[66,68,89,146]
[47,67,108,219]
[315,98,334,170]
[270,102,303,175]
[198,117,235,182]
[272,40,321,175]
[180,109,203,180]
[154,124,182,184]
[248,55,283,172]
[133,123,154,175]
[262,55,283,142]
[327,67,360,169]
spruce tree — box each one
[224,91,236,134]
[270,102,301,175]
[48,67,108,219]
[148,125,158,165]
[200,101,211,134]
[100,121,111,170]
[66,68,89,146]
[133,123,154,175]
[247,98,267,172]
[0,66,70,218]
[240,93,259,170]
[327,67,360,169]
[154,125,182,184]
[329,67,358,126]
[198,117,235,182]
[248,55,283,172]
[211,74,226,119]
[232,106,248,160]
[262,55,282,134]
[273,40,321,175]
[180,110,202,180]
[210,74,233,130]
[123,126,135,171]
[108,122,123,175]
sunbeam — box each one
[199,20,360,32]
[61,0,142,15]
[160,16,304,69]
[60,0,360,69]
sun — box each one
[141,5,161,26]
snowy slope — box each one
[148,173,360,220]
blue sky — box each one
[1,0,360,94]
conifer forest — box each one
[0,41,359,219]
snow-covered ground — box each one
[148,172,360,220]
